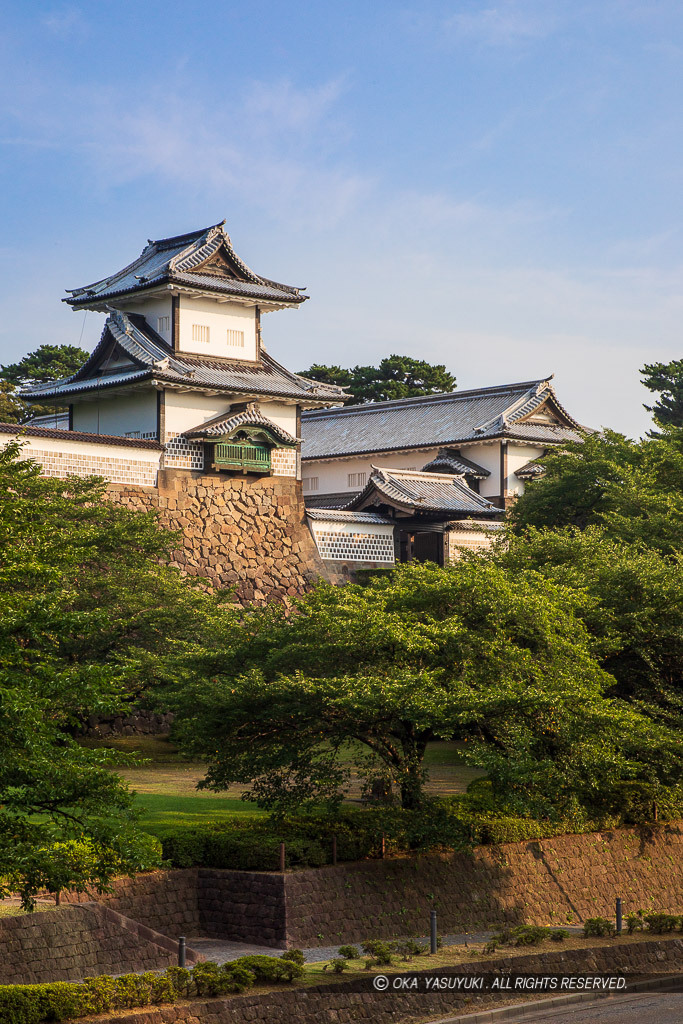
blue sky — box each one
[2,1,683,435]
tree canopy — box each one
[0,442,211,905]
[641,359,683,431]
[0,343,89,423]
[507,427,683,556]
[164,560,677,820]
[299,355,456,405]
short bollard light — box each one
[178,936,186,968]
[616,897,623,935]
[280,841,286,873]
[430,909,437,954]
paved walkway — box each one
[189,926,586,964]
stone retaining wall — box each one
[0,903,201,985]
[198,869,286,946]
[54,823,683,951]
[284,823,683,946]
[66,938,683,1024]
[59,869,201,938]
[109,468,329,605]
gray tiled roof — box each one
[421,448,490,478]
[515,459,546,479]
[21,310,345,405]
[184,403,298,445]
[349,467,500,516]
[304,491,361,509]
[306,509,394,524]
[301,378,583,459]
[64,222,306,308]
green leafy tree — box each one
[497,527,683,717]
[165,561,675,819]
[0,380,24,424]
[0,441,211,905]
[641,359,683,430]
[299,355,455,405]
[508,428,683,555]
[0,343,89,422]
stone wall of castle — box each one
[108,468,329,604]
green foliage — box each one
[338,945,360,959]
[0,343,90,422]
[280,949,305,966]
[232,954,303,982]
[165,559,644,820]
[0,443,211,905]
[583,917,615,937]
[0,957,293,1022]
[324,958,347,973]
[643,912,680,933]
[298,355,455,405]
[361,940,393,965]
[641,359,683,431]
[550,928,571,942]
[626,911,644,934]
[394,938,428,960]
[508,428,683,557]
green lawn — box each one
[85,735,483,832]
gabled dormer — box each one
[64,221,307,363]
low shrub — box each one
[626,911,644,935]
[280,949,305,966]
[394,939,428,960]
[643,913,680,934]
[549,929,570,942]
[583,917,615,937]
[338,945,360,960]
[361,940,393,965]
[232,954,303,983]
[323,958,347,974]
[0,955,296,1023]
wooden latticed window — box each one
[212,441,271,474]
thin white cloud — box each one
[42,5,88,41]
[443,0,561,48]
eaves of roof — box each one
[0,422,162,450]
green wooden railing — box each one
[213,441,271,473]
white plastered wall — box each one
[123,295,173,345]
[178,295,257,360]
[303,448,436,496]
[258,401,298,438]
[163,391,231,439]
[72,391,158,438]
[506,444,545,497]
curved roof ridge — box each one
[302,377,554,420]
[183,402,299,445]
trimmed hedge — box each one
[153,802,601,871]
[0,955,301,1024]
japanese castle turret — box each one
[22,221,346,475]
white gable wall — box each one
[178,296,257,360]
[122,295,173,345]
[507,444,545,496]
[163,391,230,439]
[72,391,158,438]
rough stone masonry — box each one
[109,468,330,605]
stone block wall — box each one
[198,869,286,946]
[56,824,683,951]
[0,903,199,985]
[284,823,683,947]
[59,869,201,938]
[109,468,330,604]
